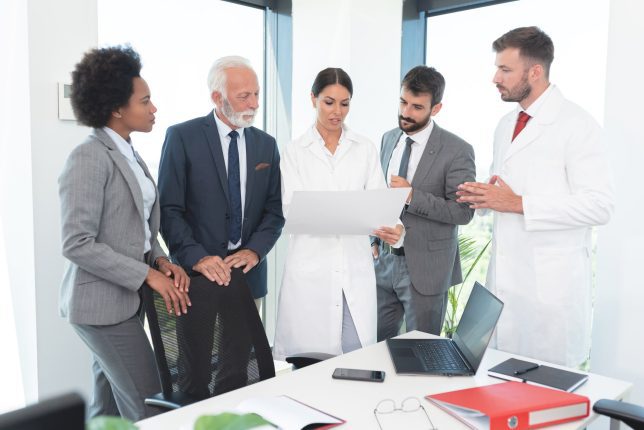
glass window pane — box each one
[98,0,265,178]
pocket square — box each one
[255,162,271,171]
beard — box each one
[221,97,256,128]
[398,112,431,134]
[497,72,532,103]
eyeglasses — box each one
[374,397,437,430]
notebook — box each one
[386,282,503,376]
[488,358,589,392]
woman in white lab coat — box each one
[273,68,402,360]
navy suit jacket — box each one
[158,111,284,298]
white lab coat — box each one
[486,85,614,367]
[273,125,386,360]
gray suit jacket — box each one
[380,123,476,296]
[58,128,165,325]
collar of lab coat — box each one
[501,84,565,162]
[298,124,359,167]
[522,84,561,125]
[299,124,359,147]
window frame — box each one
[400,0,517,78]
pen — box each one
[514,364,539,375]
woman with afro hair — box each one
[58,46,190,421]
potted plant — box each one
[442,236,491,337]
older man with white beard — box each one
[157,56,283,399]
[158,56,284,309]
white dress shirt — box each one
[103,127,156,253]
[213,110,247,250]
[386,120,435,184]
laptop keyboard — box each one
[414,341,466,371]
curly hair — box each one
[71,46,142,128]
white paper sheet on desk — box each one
[284,188,411,235]
[237,395,343,430]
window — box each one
[98,0,266,179]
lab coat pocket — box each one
[534,246,587,303]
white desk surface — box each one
[137,331,632,429]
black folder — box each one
[488,358,588,392]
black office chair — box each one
[593,399,644,429]
[143,268,275,409]
[0,392,84,430]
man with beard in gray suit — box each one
[373,66,476,340]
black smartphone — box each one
[332,367,385,382]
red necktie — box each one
[511,111,531,141]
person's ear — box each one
[310,92,317,109]
[211,91,223,106]
[530,63,543,82]
[430,102,443,117]
[112,110,123,119]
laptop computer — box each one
[386,282,504,376]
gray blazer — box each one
[58,128,165,325]
[380,123,476,296]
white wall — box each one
[592,0,644,406]
[24,0,98,401]
[291,0,402,144]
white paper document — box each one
[237,395,344,429]
[284,188,411,235]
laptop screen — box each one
[452,282,504,371]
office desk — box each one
[137,331,632,429]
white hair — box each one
[207,55,255,97]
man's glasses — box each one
[374,397,437,430]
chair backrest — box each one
[0,393,84,430]
[143,268,275,402]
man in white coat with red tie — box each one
[457,26,614,367]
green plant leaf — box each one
[443,236,492,337]
[194,412,274,430]
[86,416,138,430]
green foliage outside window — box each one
[442,235,491,337]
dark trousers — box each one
[375,249,448,341]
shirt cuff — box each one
[391,222,405,248]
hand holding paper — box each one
[372,224,403,245]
